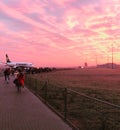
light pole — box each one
[107,54,109,68]
[96,55,97,67]
[112,43,113,69]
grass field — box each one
[34,68,120,88]
[26,68,120,130]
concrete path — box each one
[0,76,72,130]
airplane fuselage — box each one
[7,62,33,68]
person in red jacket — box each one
[17,72,25,87]
[14,71,25,92]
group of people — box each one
[4,68,25,92]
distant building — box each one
[97,63,120,69]
[84,62,88,68]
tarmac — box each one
[0,76,72,130]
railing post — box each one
[29,76,31,87]
[64,88,67,120]
[101,113,106,130]
[44,81,48,103]
[35,79,37,92]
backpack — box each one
[13,78,21,86]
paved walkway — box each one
[0,76,72,130]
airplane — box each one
[0,54,34,68]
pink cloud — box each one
[0,0,120,67]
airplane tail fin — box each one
[6,54,11,63]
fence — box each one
[25,75,120,130]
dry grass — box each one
[34,68,120,90]
[32,68,120,104]
[26,68,120,130]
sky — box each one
[0,0,120,67]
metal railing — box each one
[25,75,120,130]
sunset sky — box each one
[0,0,120,67]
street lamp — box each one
[112,43,113,69]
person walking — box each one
[13,71,25,92]
[4,68,11,83]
